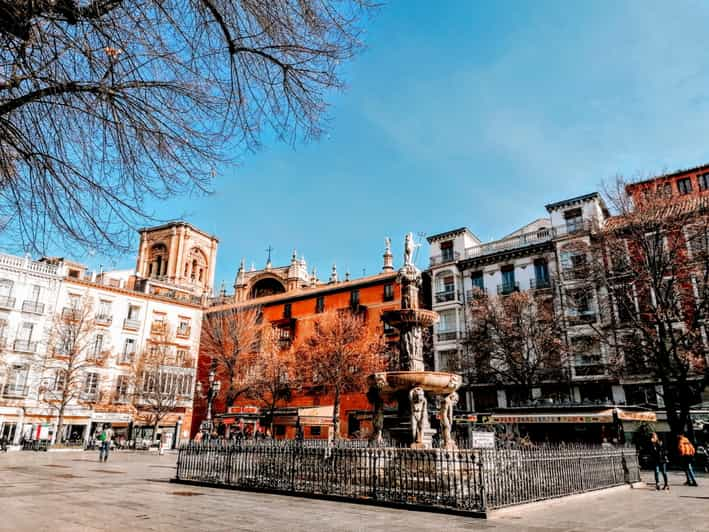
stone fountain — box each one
[368,233,462,449]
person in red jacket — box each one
[677,433,698,486]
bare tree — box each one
[297,311,386,439]
[39,295,107,443]
[245,326,298,431]
[0,1,374,255]
[132,322,189,439]
[200,306,263,409]
[464,290,568,403]
[585,179,709,437]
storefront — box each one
[474,405,656,444]
[89,412,133,446]
[272,406,334,440]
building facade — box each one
[0,221,213,447]
[193,244,402,440]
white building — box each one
[0,221,215,448]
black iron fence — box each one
[174,442,639,515]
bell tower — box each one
[136,221,219,297]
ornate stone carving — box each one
[409,387,428,445]
[439,392,459,449]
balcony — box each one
[530,278,552,290]
[465,227,554,260]
[22,300,44,314]
[123,318,141,331]
[61,307,80,321]
[567,311,597,325]
[0,296,15,310]
[556,219,593,238]
[95,314,113,326]
[465,288,487,301]
[430,251,460,266]
[436,331,459,342]
[118,352,135,365]
[562,267,590,282]
[79,391,99,402]
[434,289,460,304]
[2,384,28,398]
[150,321,167,335]
[13,339,37,353]
[497,281,520,295]
[176,325,191,338]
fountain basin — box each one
[369,371,462,397]
[381,309,439,328]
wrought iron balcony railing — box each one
[0,296,15,310]
[22,300,44,314]
[430,251,460,266]
[13,339,37,353]
[530,278,552,290]
[434,290,459,303]
[436,331,459,342]
[497,282,520,295]
[123,318,141,330]
[95,314,113,326]
[2,384,28,398]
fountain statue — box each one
[368,233,462,448]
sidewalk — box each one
[2,451,708,531]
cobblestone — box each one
[1,450,708,531]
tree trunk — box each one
[332,388,341,441]
[56,404,66,444]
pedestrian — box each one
[649,433,669,490]
[0,433,7,452]
[677,432,698,486]
[194,431,203,443]
[98,424,114,463]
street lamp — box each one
[196,370,221,433]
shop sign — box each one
[471,432,495,448]
[92,413,132,423]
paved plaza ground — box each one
[1,450,708,531]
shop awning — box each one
[488,408,656,424]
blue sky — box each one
[83,1,709,289]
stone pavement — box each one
[1,450,708,531]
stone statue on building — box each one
[439,392,459,449]
[404,232,416,267]
[409,387,428,445]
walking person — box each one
[98,424,114,463]
[650,433,669,490]
[677,432,698,486]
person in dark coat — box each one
[650,432,669,490]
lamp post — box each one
[196,370,221,434]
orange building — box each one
[191,245,406,439]
[626,163,709,202]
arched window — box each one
[148,244,168,278]
[184,248,208,284]
[250,277,286,299]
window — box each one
[30,285,41,302]
[613,285,635,324]
[176,349,189,366]
[18,322,33,341]
[310,426,322,436]
[54,370,67,392]
[657,182,672,197]
[121,338,136,363]
[438,274,455,293]
[564,208,584,233]
[699,173,709,191]
[68,294,81,309]
[571,336,604,376]
[83,372,99,396]
[97,300,111,319]
[350,289,360,308]
[440,240,454,262]
[499,266,516,294]
[561,251,588,280]
[383,284,394,302]
[470,271,484,290]
[533,260,550,288]
[283,303,292,319]
[677,177,693,195]
[115,375,129,400]
[177,319,190,336]
[315,295,325,313]
[0,279,13,298]
[383,321,396,335]
[438,350,459,372]
[127,305,140,320]
[6,365,28,395]
[566,287,595,322]
[687,225,709,259]
[90,334,104,360]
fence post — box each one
[175,445,181,481]
[478,451,487,513]
[579,455,585,491]
[371,449,378,501]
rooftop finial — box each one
[329,263,338,283]
[382,236,394,272]
[265,244,273,269]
